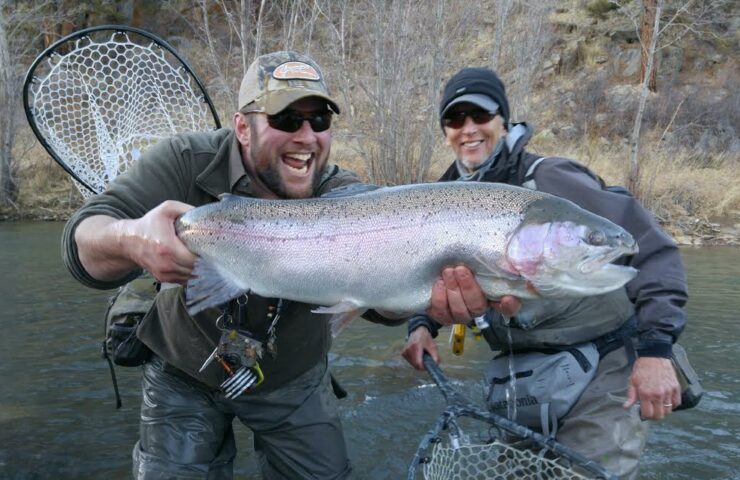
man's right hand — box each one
[427,266,521,324]
[76,200,196,284]
[402,327,438,370]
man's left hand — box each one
[623,356,681,420]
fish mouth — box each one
[578,242,639,274]
[556,263,638,296]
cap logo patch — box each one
[273,62,320,81]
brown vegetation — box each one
[1,0,738,245]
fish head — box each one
[506,196,638,297]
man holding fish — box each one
[402,67,689,479]
[62,51,513,480]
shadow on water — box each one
[1,222,738,479]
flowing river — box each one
[1,222,738,479]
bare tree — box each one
[614,0,729,194]
[168,0,262,114]
[628,0,663,196]
[186,0,326,115]
[0,5,16,207]
[639,0,658,92]
[490,0,556,122]
[491,0,514,71]
[1,0,59,207]
[322,0,481,185]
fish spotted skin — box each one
[175,182,637,324]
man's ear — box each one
[233,112,250,146]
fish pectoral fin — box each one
[312,302,366,338]
[471,253,520,281]
[185,258,248,316]
[527,278,564,297]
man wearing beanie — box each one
[61,50,481,480]
[403,67,689,479]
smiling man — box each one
[62,51,481,480]
[402,67,689,479]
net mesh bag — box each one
[26,29,217,197]
[423,439,592,480]
[409,356,614,480]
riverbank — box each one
[2,199,738,247]
[2,137,738,247]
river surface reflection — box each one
[1,222,738,479]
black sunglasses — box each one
[442,109,497,129]
[266,110,333,133]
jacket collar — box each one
[440,122,534,183]
[194,129,264,199]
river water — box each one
[1,222,738,479]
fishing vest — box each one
[135,159,360,391]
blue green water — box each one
[1,222,738,479]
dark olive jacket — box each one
[62,128,392,390]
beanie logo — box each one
[273,62,320,81]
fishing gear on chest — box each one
[199,294,287,399]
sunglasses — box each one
[442,110,497,129]
[266,110,333,133]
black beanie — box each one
[439,67,510,128]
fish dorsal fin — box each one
[312,301,366,338]
[185,258,248,315]
[217,193,240,202]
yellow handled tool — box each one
[451,324,466,355]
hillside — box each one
[1,0,737,245]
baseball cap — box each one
[439,68,510,127]
[238,51,340,115]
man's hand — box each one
[426,266,520,324]
[123,201,197,283]
[402,327,438,370]
[76,200,196,284]
[623,356,681,420]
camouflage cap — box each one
[238,51,340,115]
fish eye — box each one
[587,230,607,246]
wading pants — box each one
[557,345,649,480]
[132,355,351,480]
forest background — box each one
[0,0,738,245]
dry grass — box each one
[532,135,740,231]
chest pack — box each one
[485,342,600,437]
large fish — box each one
[175,182,638,332]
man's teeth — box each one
[284,153,311,173]
[462,140,483,147]
[289,164,308,174]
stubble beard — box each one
[251,144,323,199]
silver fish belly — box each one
[175,182,637,326]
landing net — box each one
[408,354,614,480]
[23,25,220,196]
[423,433,591,480]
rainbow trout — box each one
[175,182,637,331]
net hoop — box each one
[22,24,221,196]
